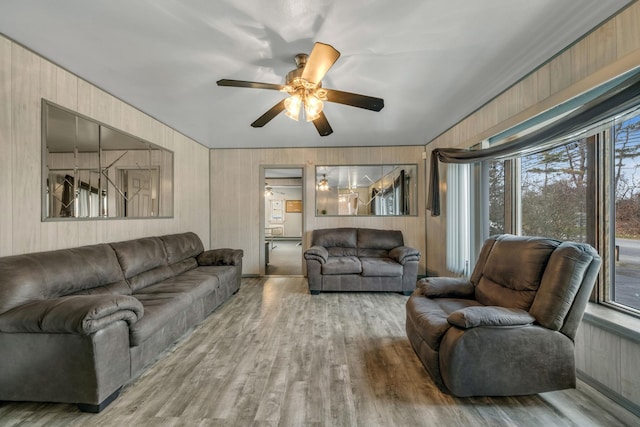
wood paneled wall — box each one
[210,146,426,276]
[423,2,640,414]
[425,1,640,276]
[0,35,210,256]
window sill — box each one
[583,303,640,343]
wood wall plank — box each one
[0,37,12,255]
[0,34,210,257]
[211,146,426,276]
[423,1,640,412]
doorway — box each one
[262,167,304,276]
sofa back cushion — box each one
[110,237,167,279]
[0,244,126,315]
[474,235,559,310]
[311,228,358,257]
[110,236,172,292]
[357,228,404,258]
[160,232,204,265]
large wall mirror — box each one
[315,164,418,216]
[42,101,174,220]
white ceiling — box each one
[0,0,632,149]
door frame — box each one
[259,165,306,276]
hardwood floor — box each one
[0,277,638,426]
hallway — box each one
[266,239,303,276]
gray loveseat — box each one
[0,232,242,412]
[406,234,601,397]
[304,228,420,295]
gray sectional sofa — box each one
[0,232,242,412]
[304,228,420,295]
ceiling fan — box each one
[217,42,384,137]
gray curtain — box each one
[427,70,640,216]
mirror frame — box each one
[41,100,174,221]
[315,163,418,218]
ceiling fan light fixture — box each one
[304,93,323,122]
[284,93,302,121]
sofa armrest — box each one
[447,306,536,329]
[417,277,475,298]
[389,246,421,265]
[304,245,328,264]
[0,295,143,335]
[197,248,243,266]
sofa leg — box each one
[77,387,122,413]
[310,290,321,295]
[401,291,413,296]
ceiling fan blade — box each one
[217,79,284,91]
[301,42,340,85]
[324,88,384,111]
[251,100,286,128]
[312,112,333,137]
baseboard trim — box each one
[577,370,640,417]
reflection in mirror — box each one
[42,101,173,220]
[315,165,418,216]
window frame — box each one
[483,106,640,318]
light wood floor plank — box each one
[0,277,638,426]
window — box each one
[446,163,471,276]
[520,138,591,242]
[612,112,640,311]
[485,106,640,315]
[488,160,506,235]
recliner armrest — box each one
[197,248,243,266]
[0,295,144,335]
[304,245,328,264]
[418,277,475,298]
[389,246,421,265]
[447,306,536,329]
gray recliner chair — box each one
[406,234,601,397]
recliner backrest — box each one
[530,242,601,337]
[470,234,601,338]
[472,235,560,310]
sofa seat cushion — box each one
[360,257,403,277]
[322,256,362,275]
[129,293,192,346]
[134,272,219,303]
[195,265,236,287]
[406,295,482,351]
[130,271,220,345]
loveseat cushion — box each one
[475,236,558,310]
[322,256,362,275]
[360,257,403,277]
[311,228,358,257]
[357,228,404,257]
